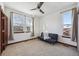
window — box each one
[62,10,72,37]
[11,12,32,33]
[24,17,32,33]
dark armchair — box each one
[39,32,58,44]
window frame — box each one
[10,12,33,33]
[62,9,73,38]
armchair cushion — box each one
[49,33,58,40]
[43,33,50,40]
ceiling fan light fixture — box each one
[30,2,45,14]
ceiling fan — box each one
[31,2,44,14]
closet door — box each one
[77,13,79,51]
[0,6,8,55]
[1,13,8,52]
[4,16,8,48]
[1,16,6,51]
[0,7,1,55]
[1,15,5,52]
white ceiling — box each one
[4,2,76,17]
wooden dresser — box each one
[0,6,8,55]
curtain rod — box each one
[60,7,76,14]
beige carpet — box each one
[2,39,79,56]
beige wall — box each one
[40,12,63,35]
[34,16,40,36]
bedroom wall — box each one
[4,7,40,44]
[34,16,40,36]
[39,4,77,46]
[40,12,63,35]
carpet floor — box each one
[2,39,79,56]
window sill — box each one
[14,31,31,33]
[62,35,71,38]
[26,31,31,33]
[14,32,24,33]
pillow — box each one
[43,33,50,40]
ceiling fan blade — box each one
[37,2,44,9]
[31,8,37,10]
[39,9,44,14]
